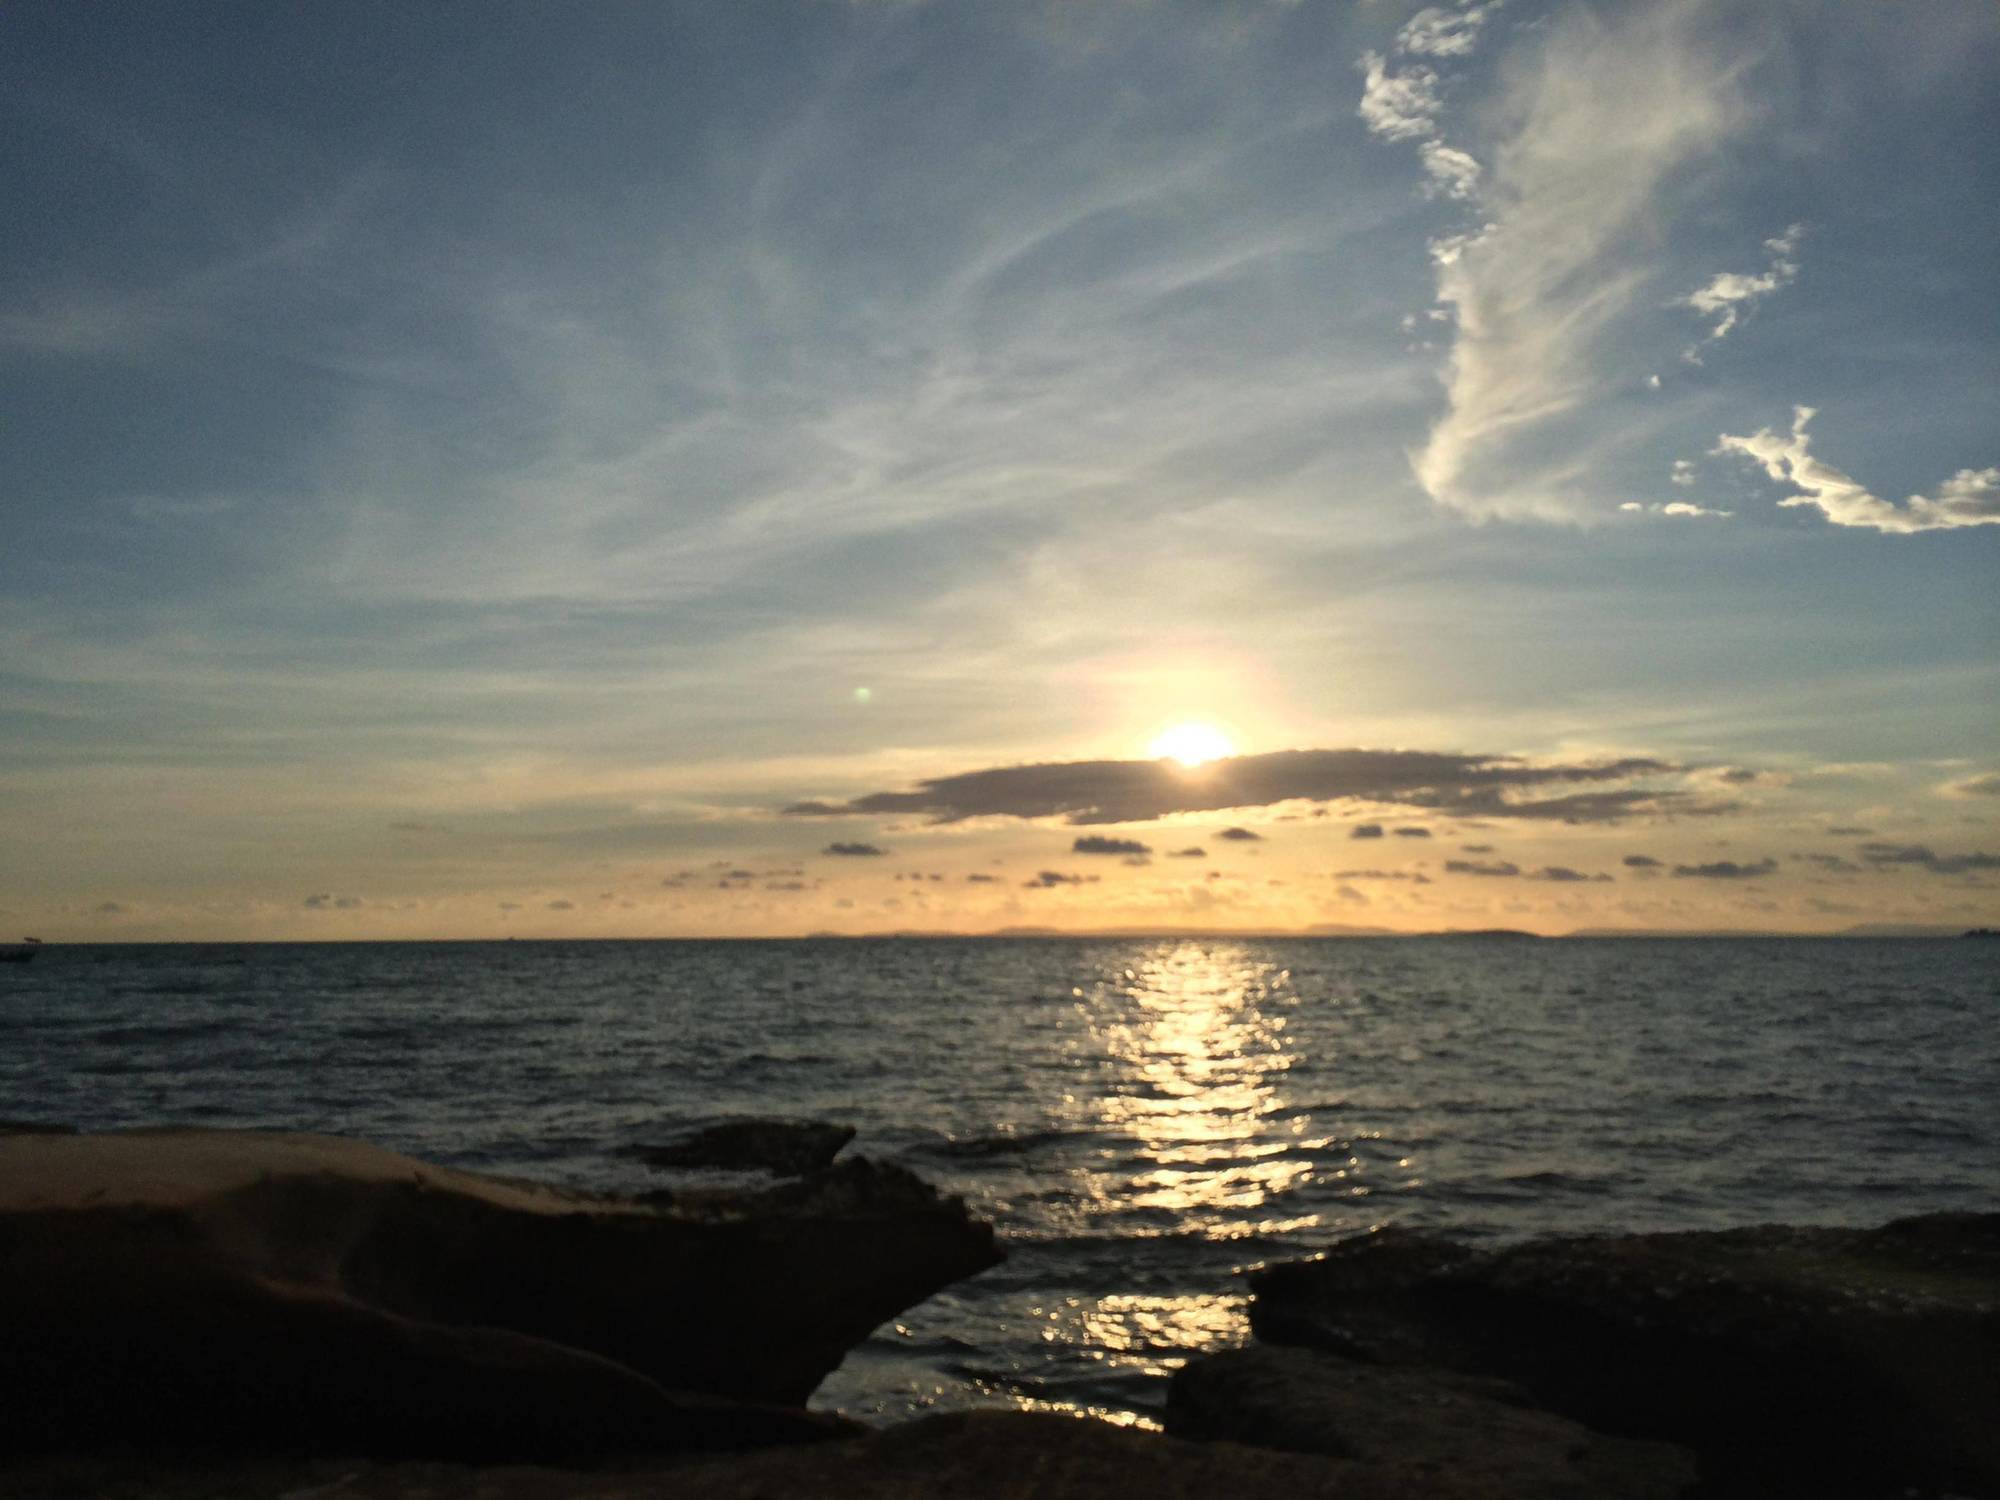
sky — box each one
[3,0,1996,939]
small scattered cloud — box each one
[824,841,887,857]
[1445,859,1520,877]
[1398,4,1502,58]
[1356,6,1496,201]
[1023,870,1100,889]
[389,820,444,834]
[95,901,126,915]
[546,898,576,910]
[1533,866,1612,883]
[1460,844,1494,854]
[1394,826,1433,838]
[1357,51,1442,143]
[1623,500,1732,519]
[303,893,364,910]
[1681,223,1804,357]
[1670,459,1697,487]
[1073,835,1151,856]
[1167,846,1207,859]
[1670,858,1777,879]
[1350,823,1385,839]
[1333,868,1434,884]
[1795,853,1861,873]
[1215,826,1263,841]
[1859,843,2000,876]
[1716,407,2000,533]
[1417,141,1481,200]
[1622,854,1662,868]
[966,873,998,883]
[1825,825,1874,837]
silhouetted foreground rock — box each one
[0,1129,999,1459]
[634,1116,856,1175]
[1244,1213,2000,1498]
[0,1410,1705,1499]
[1167,1345,1694,1499]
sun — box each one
[1149,721,1237,768]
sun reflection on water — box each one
[992,941,1333,1407]
[1077,941,1312,1227]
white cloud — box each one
[1398,4,1501,59]
[1622,499,1731,519]
[1681,222,1804,357]
[1357,51,1440,142]
[1716,407,2000,534]
[1356,12,1490,200]
[1418,140,1481,200]
[1412,2,1750,520]
[1670,459,1697,486]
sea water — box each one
[3,936,1994,1426]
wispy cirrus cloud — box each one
[1680,223,1804,359]
[1715,408,2000,533]
[784,747,1719,826]
[1402,2,1751,521]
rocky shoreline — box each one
[2,1123,1993,1497]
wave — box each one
[905,1125,1092,1161]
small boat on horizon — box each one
[1,938,43,965]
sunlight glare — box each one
[1149,721,1236,768]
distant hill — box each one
[1565,927,1795,938]
[1835,922,1984,938]
[1563,923,1986,938]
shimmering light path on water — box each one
[4,937,1994,1425]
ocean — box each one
[3,936,1994,1428]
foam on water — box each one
[3,935,1995,1425]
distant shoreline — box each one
[9,927,1989,946]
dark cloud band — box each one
[785,748,1704,826]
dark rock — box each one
[1167,1344,1694,1498]
[0,1130,998,1459]
[0,1410,1702,1499]
[1248,1214,2000,1497]
[633,1117,855,1175]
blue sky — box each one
[3,0,1996,937]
